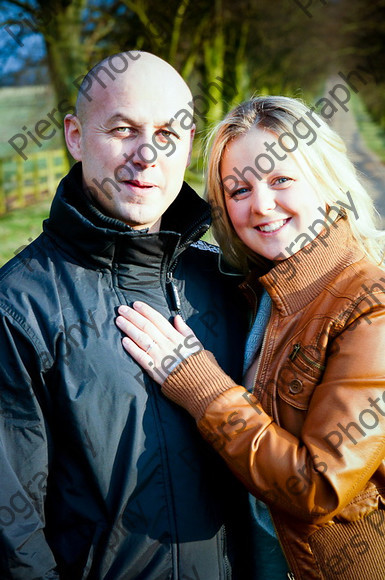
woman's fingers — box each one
[173,314,199,339]
[132,302,175,337]
[121,333,154,366]
[116,303,203,385]
[116,314,164,383]
[118,303,198,345]
[120,334,159,384]
[118,302,178,342]
[115,315,158,352]
[131,303,200,346]
[116,305,163,345]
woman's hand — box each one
[116,302,203,385]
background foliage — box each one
[3,0,384,130]
[0,0,384,264]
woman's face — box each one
[221,127,326,261]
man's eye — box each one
[158,129,178,139]
[114,127,133,135]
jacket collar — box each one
[43,163,211,269]
[241,214,364,316]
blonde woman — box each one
[116,96,385,579]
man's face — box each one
[65,72,194,232]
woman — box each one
[115,96,385,579]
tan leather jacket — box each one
[163,216,385,579]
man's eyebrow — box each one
[106,113,139,126]
[106,113,177,128]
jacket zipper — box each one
[178,218,210,252]
[289,343,325,370]
[166,271,182,315]
[165,218,210,317]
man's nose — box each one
[129,132,158,169]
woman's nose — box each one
[250,186,276,215]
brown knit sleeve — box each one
[161,350,237,421]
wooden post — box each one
[0,159,5,216]
[16,157,24,209]
[33,153,41,201]
[0,149,68,214]
[46,151,56,197]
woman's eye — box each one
[273,176,292,186]
[230,187,249,199]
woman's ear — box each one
[64,114,83,161]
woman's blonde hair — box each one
[206,95,385,273]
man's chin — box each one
[118,213,162,234]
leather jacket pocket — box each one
[277,343,326,411]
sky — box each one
[0,3,46,83]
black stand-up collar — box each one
[44,163,211,270]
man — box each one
[0,52,254,579]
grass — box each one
[0,197,52,266]
[0,85,64,159]
[351,93,385,163]
[0,84,61,265]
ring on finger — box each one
[145,340,156,354]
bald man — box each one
[0,52,254,579]
[66,52,196,231]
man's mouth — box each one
[255,218,290,233]
[125,180,156,189]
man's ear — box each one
[64,114,83,161]
[186,124,196,167]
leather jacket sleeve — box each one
[162,299,385,525]
[0,306,59,579]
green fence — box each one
[0,149,69,216]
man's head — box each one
[65,51,195,232]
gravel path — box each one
[326,86,385,224]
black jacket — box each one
[0,164,254,580]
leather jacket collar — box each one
[241,213,364,317]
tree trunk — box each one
[40,0,88,164]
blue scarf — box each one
[243,288,272,378]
